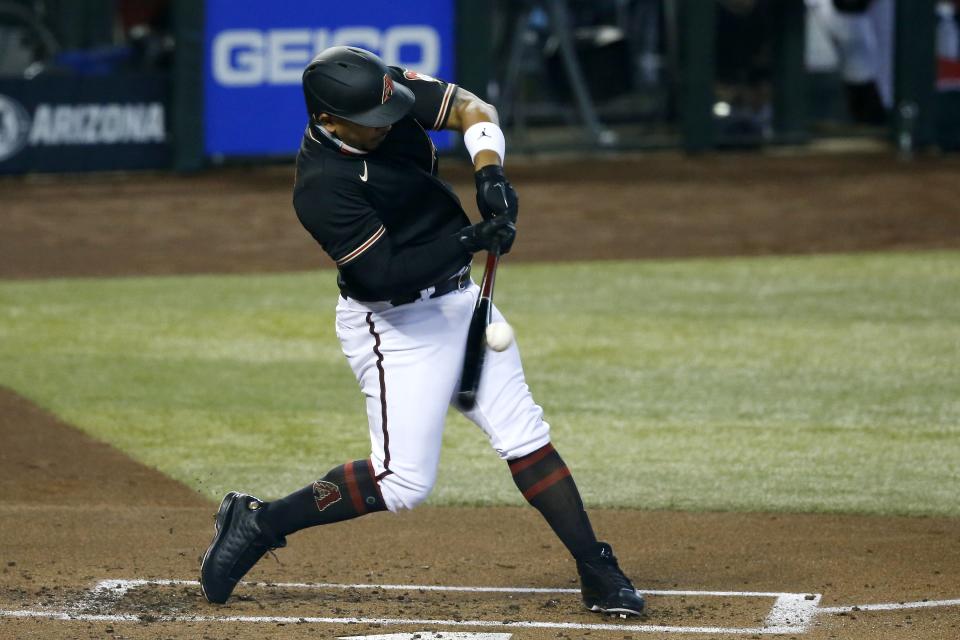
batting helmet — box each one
[302,46,415,127]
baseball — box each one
[485,321,514,352]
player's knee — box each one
[390,486,432,512]
[378,470,435,512]
[490,412,552,461]
[499,432,552,461]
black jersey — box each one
[293,68,472,301]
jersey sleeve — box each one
[389,66,458,131]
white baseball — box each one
[485,321,514,352]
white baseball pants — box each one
[335,282,551,512]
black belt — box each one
[342,266,472,308]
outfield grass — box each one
[1,252,958,516]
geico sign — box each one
[213,26,440,87]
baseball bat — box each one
[456,246,501,410]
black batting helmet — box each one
[302,46,415,127]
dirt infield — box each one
[3,152,960,279]
[2,151,960,639]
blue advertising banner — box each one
[0,75,170,174]
[204,0,455,157]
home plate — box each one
[338,634,512,640]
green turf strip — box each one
[1,252,958,516]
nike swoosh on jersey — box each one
[359,160,368,182]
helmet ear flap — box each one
[302,69,329,120]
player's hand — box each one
[474,165,518,222]
[457,216,516,255]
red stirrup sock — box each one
[258,459,386,537]
[508,443,598,558]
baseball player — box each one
[200,46,644,618]
[805,0,894,123]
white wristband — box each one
[463,122,506,166]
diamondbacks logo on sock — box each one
[312,480,342,511]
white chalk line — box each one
[5,579,958,634]
[1,610,139,623]
[0,609,803,635]
[89,578,820,632]
[0,578,818,635]
[85,578,820,632]
[87,578,802,598]
[819,598,960,614]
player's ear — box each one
[317,112,337,133]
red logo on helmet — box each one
[382,74,394,104]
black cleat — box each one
[576,541,645,617]
[200,492,286,604]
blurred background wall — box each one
[0,0,958,174]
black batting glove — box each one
[475,165,519,222]
[457,216,516,255]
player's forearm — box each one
[446,89,501,170]
[446,87,517,223]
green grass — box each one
[1,252,958,516]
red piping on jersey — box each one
[433,83,456,130]
[308,123,368,156]
[365,313,392,480]
[337,225,385,266]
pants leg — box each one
[336,290,472,512]
[453,289,552,460]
